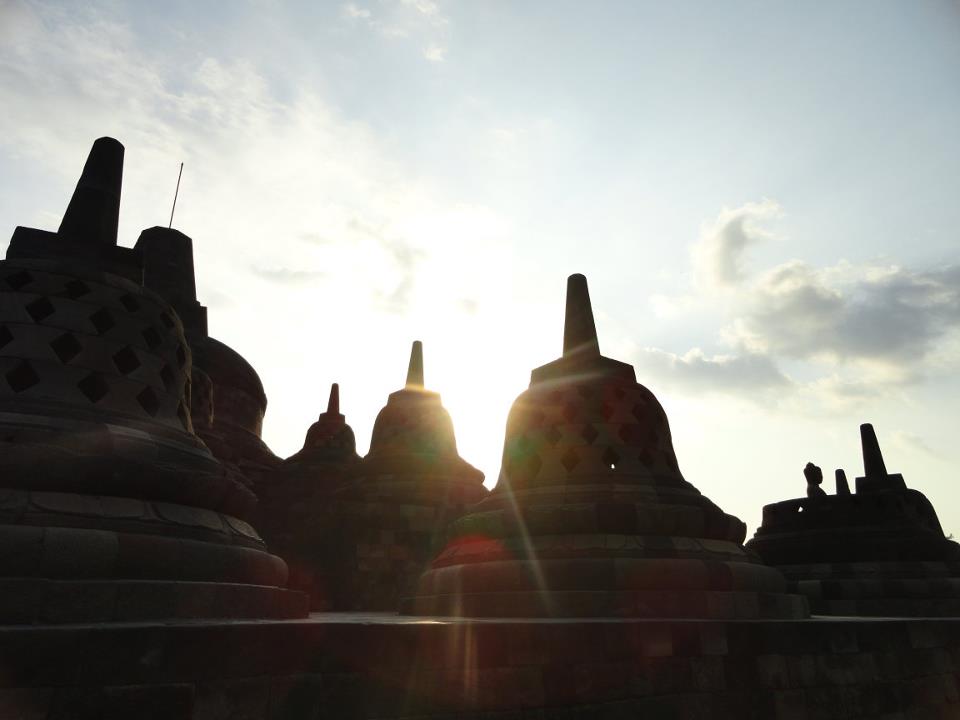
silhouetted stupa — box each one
[6,138,960,719]
[135,225,280,484]
[0,138,306,622]
[326,341,487,610]
[747,423,960,616]
[405,274,808,618]
[258,382,361,608]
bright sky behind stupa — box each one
[1,0,959,536]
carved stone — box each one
[0,138,306,622]
[326,341,487,610]
[747,423,960,616]
[404,274,808,618]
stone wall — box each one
[3,614,960,719]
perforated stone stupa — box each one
[0,138,306,623]
[325,340,487,610]
[136,225,280,485]
[747,423,960,616]
[405,274,808,618]
[257,383,361,608]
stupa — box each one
[0,138,306,622]
[326,341,487,610]
[257,382,361,608]
[404,274,808,618]
[135,225,280,484]
[747,423,960,616]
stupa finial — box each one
[328,383,340,415]
[58,137,124,247]
[405,340,424,389]
[563,274,600,357]
[860,423,888,478]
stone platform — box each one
[3,612,960,719]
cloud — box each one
[252,267,325,285]
[692,198,782,289]
[643,200,960,408]
[423,44,446,62]
[731,262,960,370]
[341,3,372,20]
[340,0,450,54]
[636,347,792,395]
[892,430,944,461]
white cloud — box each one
[637,347,791,397]
[642,200,960,409]
[341,3,372,20]
[692,198,782,290]
[423,44,446,62]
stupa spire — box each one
[562,274,600,357]
[58,137,124,247]
[405,340,424,389]
[328,383,340,415]
[860,423,888,478]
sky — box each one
[1,0,958,536]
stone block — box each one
[689,656,725,691]
[0,524,44,575]
[194,679,270,720]
[0,687,51,720]
[41,526,119,578]
[755,654,790,689]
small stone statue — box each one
[804,462,826,498]
[835,468,851,495]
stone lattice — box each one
[0,137,306,623]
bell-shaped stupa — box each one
[0,138,306,623]
[134,225,280,485]
[354,341,484,502]
[257,383,361,609]
[747,423,960,616]
[404,274,807,618]
[326,341,487,610]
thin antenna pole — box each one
[168,162,184,229]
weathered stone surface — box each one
[324,342,487,610]
[406,275,805,619]
[0,615,960,718]
[258,383,362,609]
[748,424,960,616]
[0,137,305,624]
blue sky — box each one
[1,0,958,536]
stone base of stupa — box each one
[313,476,485,611]
[782,561,960,617]
[747,490,960,618]
[3,613,960,718]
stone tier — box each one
[2,614,960,718]
[746,426,960,617]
